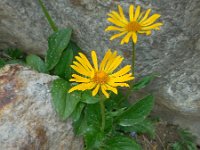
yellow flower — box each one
[68,50,134,98]
[105,5,163,44]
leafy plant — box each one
[172,128,197,150]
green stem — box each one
[38,0,58,32]
[132,42,136,76]
[99,96,105,132]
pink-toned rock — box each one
[0,65,83,150]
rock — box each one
[1,0,200,143]
[0,65,83,150]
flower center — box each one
[93,71,109,84]
[126,21,141,32]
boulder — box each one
[0,0,200,143]
[0,65,83,149]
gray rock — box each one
[0,0,200,143]
[0,65,83,150]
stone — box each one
[0,65,83,150]
[0,0,200,143]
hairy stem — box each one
[38,0,58,32]
[132,41,136,76]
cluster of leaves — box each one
[0,48,26,68]
[172,128,197,150]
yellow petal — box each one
[104,84,118,94]
[141,23,163,30]
[105,26,125,32]
[129,5,134,22]
[137,11,145,21]
[110,31,127,41]
[110,65,131,77]
[101,85,109,98]
[111,73,134,82]
[139,9,151,23]
[73,61,91,72]
[141,14,161,26]
[106,56,124,73]
[78,53,94,71]
[91,51,98,71]
[71,65,91,77]
[107,18,126,27]
[134,6,141,21]
[138,30,151,35]
[118,5,128,22]
[109,11,128,24]
[108,82,130,88]
[120,32,133,45]
[68,82,96,93]
[104,51,117,72]
[70,74,90,83]
[132,32,138,43]
[100,49,112,71]
[92,84,100,96]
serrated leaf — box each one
[81,91,100,104]
[46,28,72,70]
[103,135,142,150]
[132,75,155,91]
[26,54,47,73]
[118,95,154,126]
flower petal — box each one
[106,56,124,73]
[71,65,91,77]
[91,51,98,71]
[141,23,163,30]
[101,85,109,98]
[141,14,161,26]
[70,74,90,83]
[100,49,112,71]
[134,5,141,21]
[120,32,133,45]
[139,9,151,23]
[68,82,96,93]
[110,65,132,77]
[118,5,128,22]
[107,18,126,27]
[105,84,118,94]
[129,5,134,22]
[92,84,100,96]
[105,26,125,32]
[132,32,138,43]
[110,31,127,41]
[78,53,94,71]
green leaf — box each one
[120,119,155,138]
[132,75,156,91]
[51,78,80,120]
[0,58,6,68]
[6,59,26,65]
[81,91,100,104]
[63,91,81,120]
[84,127,105,150]
[51,79,69,119]
[70,102,85,122]
[5,48,25,59]
[46,28,72,70]
[118,95,154,126]
[103,135,142,150]
[26,54,47,73]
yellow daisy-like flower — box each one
[68,50,134,98]
[105,5,163,44]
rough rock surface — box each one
[0,0,200,143]
[0,65,83,150]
